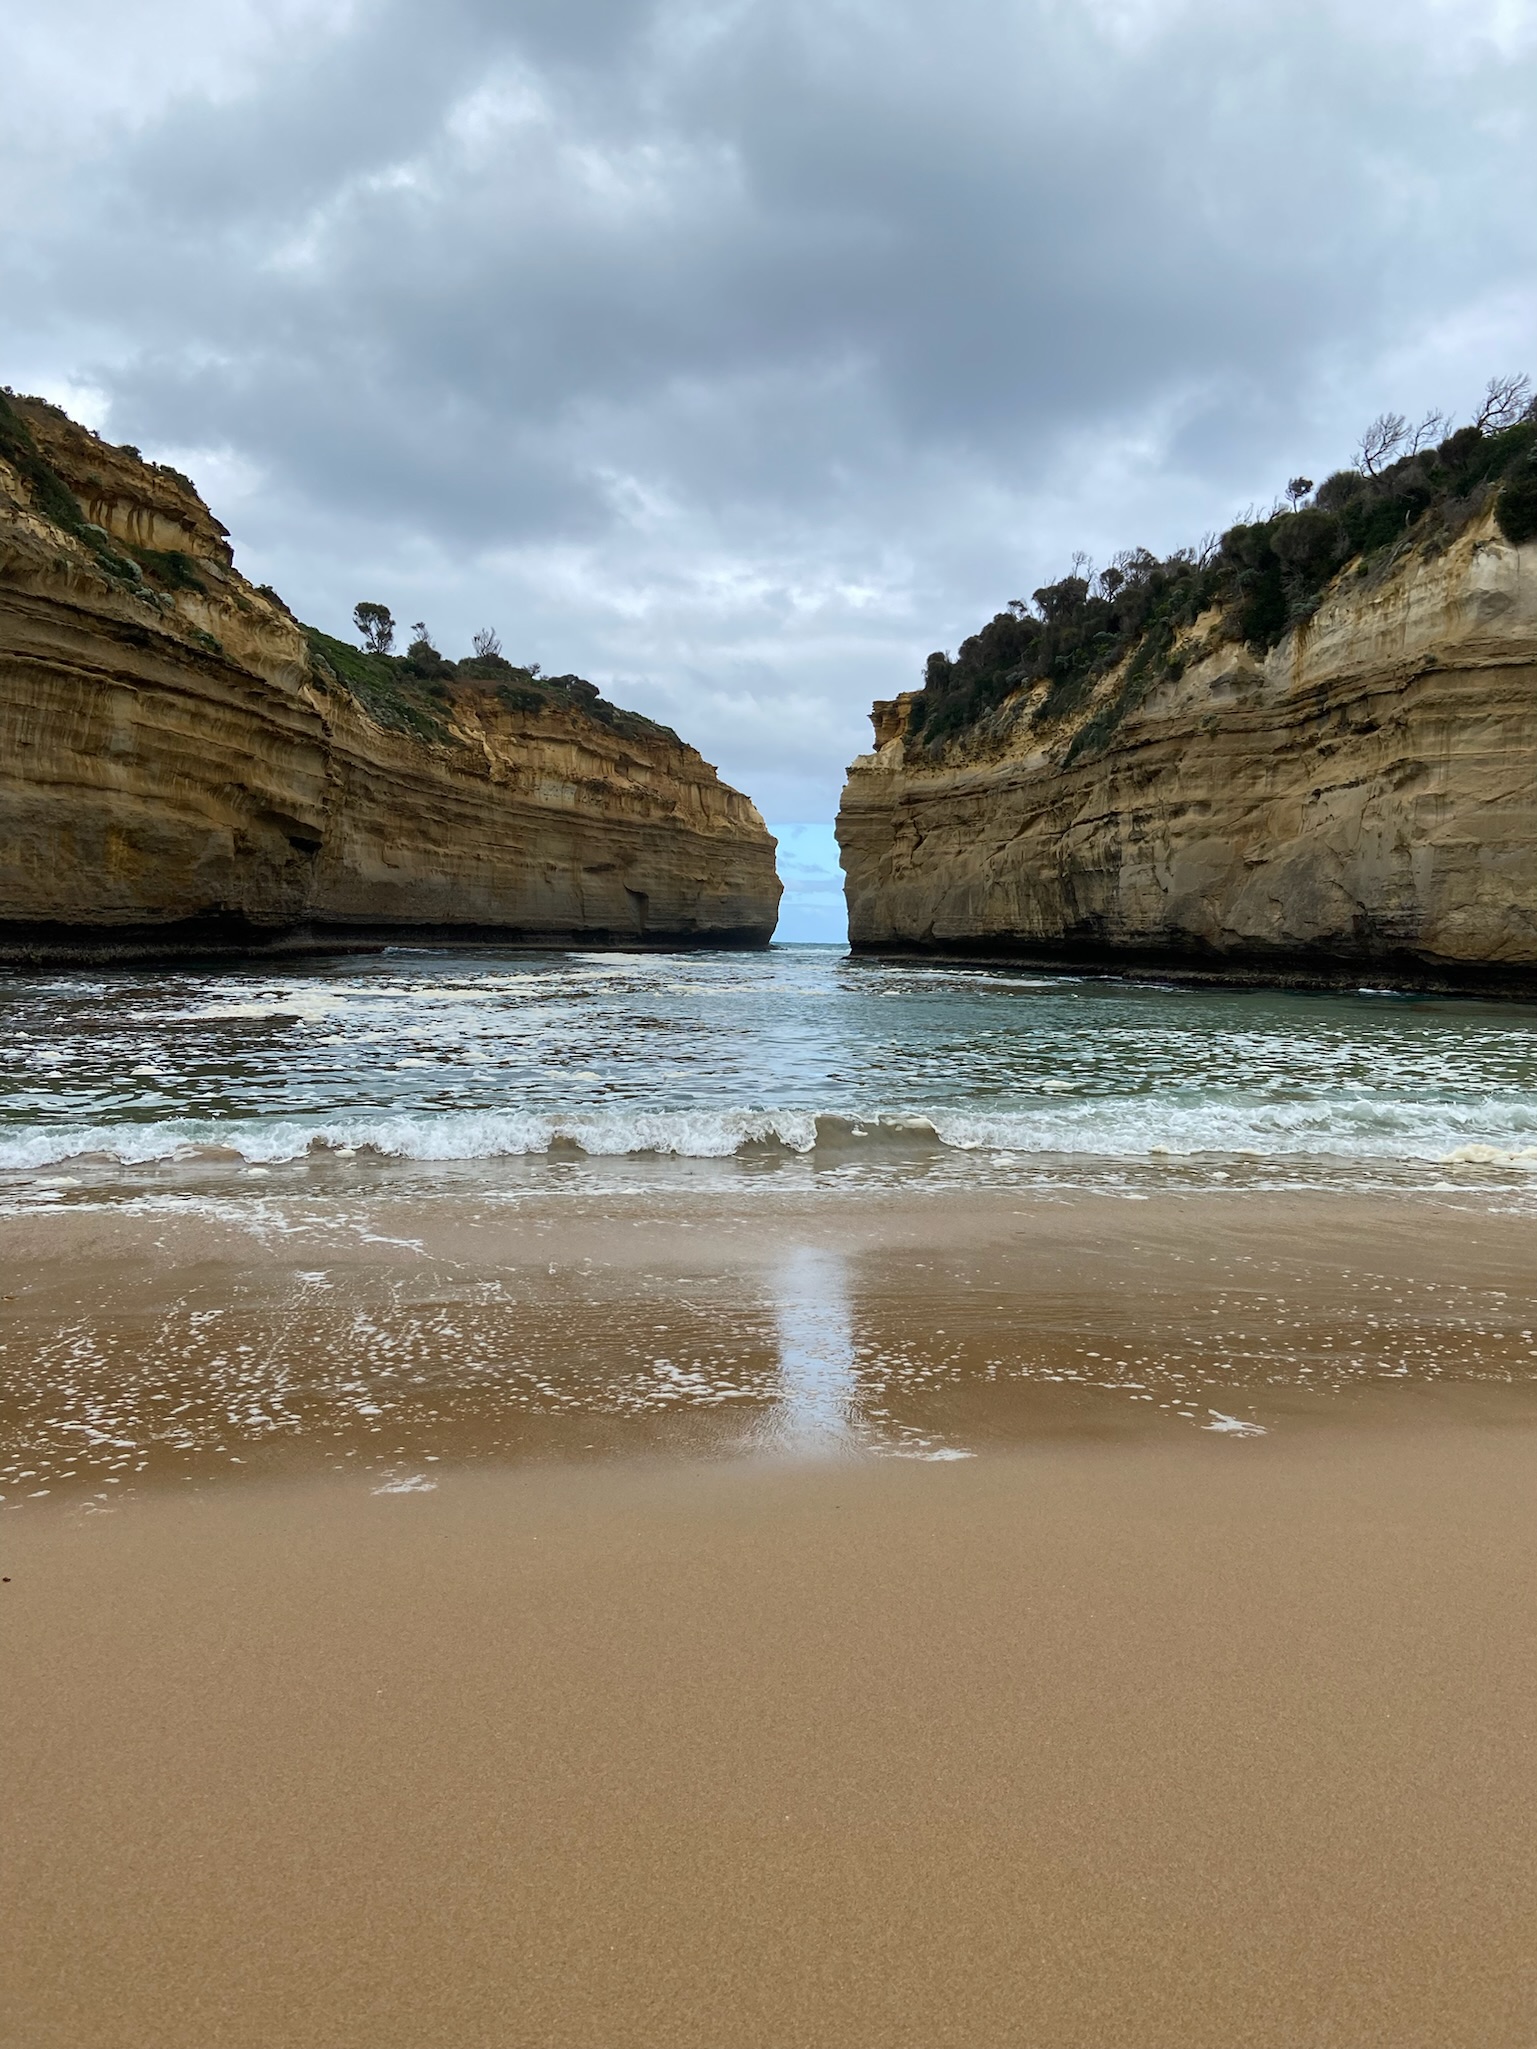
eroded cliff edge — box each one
[0,392,779,963]
[839,451,1537,995]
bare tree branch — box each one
[1474,373,1532,433]
[1356,412,1408,477]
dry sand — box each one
[4,1426,1537,2047]
[3,1187,1536,2046]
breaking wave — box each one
[4,1095,1537,1171]
[5,946,1535,1186]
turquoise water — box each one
[2,945,1535,1192]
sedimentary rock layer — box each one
[0,395,779,963]
[838,515,1536,993]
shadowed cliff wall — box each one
[0,394,779,962]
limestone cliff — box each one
[840,504,1537,995]
[0,392,779,961]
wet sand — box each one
[3,1186,1536,2045]
[4,1429,1537,2048]
[3,1184,1536,1492]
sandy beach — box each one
[3,1185,1536,2045]
[8,0,1537,2036]
[5,1421,1537,2048]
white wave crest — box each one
[3,1093,1536,1172]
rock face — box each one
[838,514,1536,993]
[0,394,779,961]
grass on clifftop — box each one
[0,383,681,755]
[909,380,1537,763]
[304,631,682,749]
[303,629,456,741]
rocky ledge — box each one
[839,417,1537,995]
[0,391,779,965]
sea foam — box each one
[3,1095,1537,1171]
[4,945,1535,1179]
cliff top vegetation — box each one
[307,609,680,748]
[1,385,681,755]
[909,374,1537,762]
[0,386,213,596]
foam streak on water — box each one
[2,946,1536,1193]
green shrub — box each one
[302,626,450,742]
[400,634,455,681]
[496,681,547,714]
[488,666,677,742]
[909,386,1537,757]
[0,389,89,538]
[129,546,205,593]
[1064,618,1179,766]
[0,390,147,588]
[459,652,516,681]
[300,617,693,751]
[1495,457,1537,545]
[913,547,1220,754]
[1340,493,1415,555]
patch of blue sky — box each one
[768,823,847,946]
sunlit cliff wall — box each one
[837,515,1535,992]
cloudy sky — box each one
[5,0,1536,933]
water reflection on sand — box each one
[2,1187,1536,1506]
[767,1247,858,1453]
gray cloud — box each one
[5,0,1536,819]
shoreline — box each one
[4,1183,1534,1507]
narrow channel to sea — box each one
[2,943,1536,1197]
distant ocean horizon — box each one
[767,823,847,945]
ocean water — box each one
[2,944,1536,1197]
[6,943,1537,1497]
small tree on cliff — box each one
[353,601,395,655]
